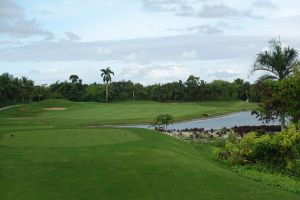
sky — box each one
[1,0,300,85]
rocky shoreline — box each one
[156,125,281,140]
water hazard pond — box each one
[117,112,280,130]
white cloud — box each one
[121,64,193,84]
[125,53,138,61]
[188,25,223,34]
[96,47,112,55]
[252,0,277,9]
[197,4,239,18]
[0,0,53,39]
[181,50,197,59]
[0,39,21,46]
[209,71,239,79]
[0,35,282,63]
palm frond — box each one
[252,39,299,80]
[257,74,278,82]
[283,48,298,68]
[100,67,114,83]
[253,52,274,72]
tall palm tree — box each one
[252,39,298,81]
[101,67,114,103]
[252,39,298,129]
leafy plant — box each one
[218,124,300,176]
[154,114,174,130]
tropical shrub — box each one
[154,114,174,130]
[217,124,300,176]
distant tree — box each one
[185,75,200,100]
[154,114,174,130]
[209,80,237,100]
[164,81,185,101]
[83,83,103,102]
[34,85,48,101]
[69,75,79,83]
[0,73,13,102]
[21,77,34,102]
[233,78,251,101]
[252,39,299,130]
[100,67,114,103]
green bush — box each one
[218,124,300,175]
[154,114,174,130]
[227,130,239,143]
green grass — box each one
[1,129,141,148]
[1,99,299,199]
[0,99,257,131]
[232,166,300,194]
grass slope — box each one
[1,100,298,199]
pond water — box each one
[116,112,281,130]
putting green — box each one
[0,129,141,148]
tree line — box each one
[0,72,259,106]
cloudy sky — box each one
[1,0,300,85]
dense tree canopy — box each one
[0,73,44,105]
[0,72,259,106]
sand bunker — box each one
[44,107,67,111]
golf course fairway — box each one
[0,100,299,199]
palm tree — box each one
[101,67,114,103]
[252,39,298,129]
[252,39,298,81]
